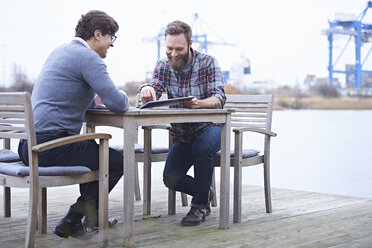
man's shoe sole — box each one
[53,220,85,238]
[180,216,206,226]
[54,225,86,239]
[53,228,69,238]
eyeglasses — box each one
[111,35,117,43]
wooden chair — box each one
[140,125,189,215]
[1,137,21,217]
[214,94,277,223]
[0,92,111,248]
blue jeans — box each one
[163,125,221,207]
[18,131,123,208]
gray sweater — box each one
[31,39,129,134]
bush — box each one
[316,84,340,97]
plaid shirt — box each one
[149,48,226,143]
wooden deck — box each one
[1,180,372,248]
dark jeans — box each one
[18,131,123,209]
[163,125,221,207]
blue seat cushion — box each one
[215,149,260,158]
[0,149,21,162]
[112,145,258,158]
[111,144,169,154]
[0,161,92,177]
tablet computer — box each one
[139,96,195,109]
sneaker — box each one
[181,206,208,226]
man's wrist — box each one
[139,84,151,91]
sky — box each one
[1,0,371,88]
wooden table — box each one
[85,107,232,247]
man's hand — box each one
[94,94,105,107]
[180,98,198,109]
[180,96,222,109]
[140,85,156,102]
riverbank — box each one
[274,95,372,110]
[127,94,372,110]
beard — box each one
[167,47,190,71]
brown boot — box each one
[53,202,85,238]
[181,206,208,226]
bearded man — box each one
[140,20,226,226]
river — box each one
[104,110,372,199]
[4,110,372,199]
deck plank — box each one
[1,180,372,248]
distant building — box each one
[225,56,276,93]
[303,74,341,90]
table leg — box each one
[123,117,136,247]
[143,128,152,215]
[219,115,231,229]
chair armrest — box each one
[142,124,171,130]
[233,127,277,137]
[32,133,112,152]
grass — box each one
[126,94,372,110]
[274,95,372,110]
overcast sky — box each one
[1,0,371,88]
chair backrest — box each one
[225,94,274,131]
[0,92,36,163]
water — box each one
[4,110,372,199]
[269,110,372,198]
[124,110,372,199]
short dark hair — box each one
[75,10,119,40]
[164,20,192,44]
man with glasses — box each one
[18,10,129,238]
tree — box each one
[10,64,34,92]
[316,84,340,98]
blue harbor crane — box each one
[324,1,372,90]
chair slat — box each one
[0,119,26,125]
[232,113,267,118]
[0,125,26,132]
[230,123,267,128]
[232,108,268,113]
[0,105,25,111]
[225,103,269,108]
[0,92,28,105]
[225,94,271,103]
[0,131,27,139]
[231,118,266,123]
[0,112,27,119]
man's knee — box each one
[109,148,124,173]
[163,175,179,190]
[193,141,216,159]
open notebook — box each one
[139,96,194,109]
